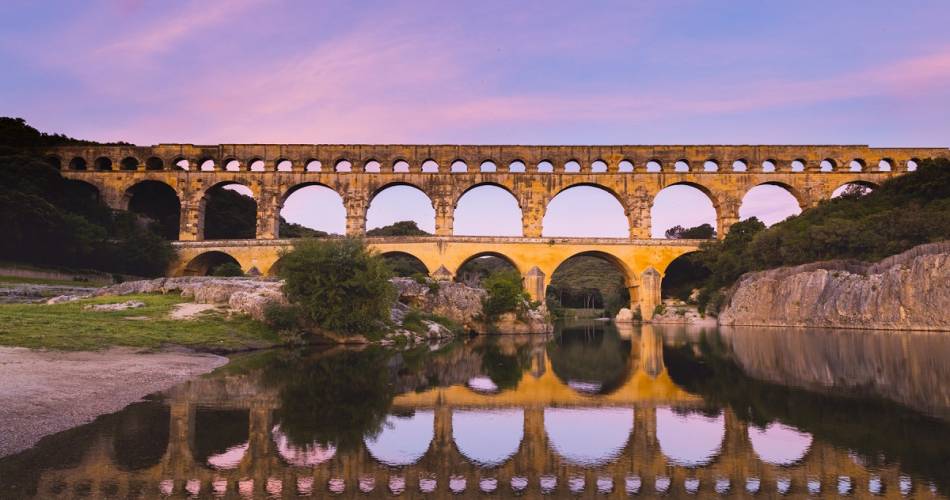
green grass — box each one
[0,293,281,351]
[0,275,105,287]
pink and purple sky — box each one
[3,1,949,236]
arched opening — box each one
[277,159,293,172]
[748,422,813,466]
[450,160,468,173]
[791,160,806,172]
[199,158,216,171]
[69,157,87,171]
[761,160,776,172]
[848,159,865,172]
[832,181,877,198]
[656,407,725,466]
[335,159,352,172]
[546,252,630,318]
[652,184,716,239]
[453,409,524,466]
[731,160,747,172]
[480,161,497,172]
[366,185,434,234]
[703,160,719,172]
[120,157,139,171]
[146,157,164,170]
[455,253,518,286]
[183,251,242,276]
[280,184,345,237]
[618,160,634,172]
[192,409,250,470]
[543,185,628,237]
[112,402,170,472]
[547,320,632,394]
[272,424,336,467]
[545,407,634,466]
[422,160,439,173]
[202,183,256,239]
[223,159,241,171]
[125,181,181,240]
[454,185,521,236]
[62,180,101,210]
[820,159,836,172]
[174,157,190,171]
[674,160,690,172]
[94,156,113,171]
[249,159,265,172]
[381,251,428,277]
[364,410,433,466]
[878,159,893,172]
[44,155,62,169]
[564,160,581,173]
[646,160,662,172]
[661,251,709,302]
[739,184,802,226]
[537,161,554,173]
[389,160,406,173]
[306,160,322,172]
[588,160,606,173]
[907,159,919,171]
[508,160,526,173]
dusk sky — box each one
[3,1,949,236]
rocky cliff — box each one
[718,241,950,331]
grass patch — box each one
[0,293,280,351]
[0,275,105,287]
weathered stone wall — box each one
[718,241,950,331]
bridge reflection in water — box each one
[2,324,948,499]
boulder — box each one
[83,300,145,312]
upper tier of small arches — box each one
[43,144,948,174]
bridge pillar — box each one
[178,200,203,241]
[639,267,662,321]
[715,196,741,239]
[523,266,547,303]
[344,194,367,236]
[521,196,545,238]
[628,188,653,239]
[640,325,665,378]
[256,197,280,240]
[434,199,454,236]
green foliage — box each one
[665,223,716,239]
[279,217,328,238]
[481,269,528,320]
[478,342,530,391]
[0,116,128,149]
[276,238,395,335]
[456,255,512,284]
[366,220,431,236]
[211,262,244,277]
[203,187,256,239]
[383,254,428,277]
[545,255,629,316]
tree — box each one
[279,217,328,238]
[481,269,528,320]
[203,187,256,239]
[275,239,395,335]
[666,223,716,239]
[366,220,431,236]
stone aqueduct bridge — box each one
[47,143,948,318]
[29,332,939,499]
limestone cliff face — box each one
[718,242,950,331]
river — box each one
[1,322,948,498]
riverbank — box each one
[0,346,227,457]
[0,293,280,351]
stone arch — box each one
[182,251,243,276]
[739,183,802,227]
[454,251,522,281]
[276,158,293,172]
[591,159,608,172]
[450,159,468,173]
[200,181,257,240]
[364,410,434,466]
[543,183,629,237]
[508,160,526,173]
[454,183,522,236]
[248,157,266,172]
[366,182,435,234]
[831,179,879,198]
[748,422,813,466]
[279,182,346,237]
[550,250,635,288]
[198,157,216,171]
[381,251,429,276]
[63,179,102,204]
[453,408,524,467]
[652,181,719,238]
[564,159,582,173]
[363,159,383,172]
[479,160,497,172]
[820,158,838,172]
[656,407,725,466]
[112,402,170,472]
[94,156,113,171]
[122,180,181,240]
[191,408,250,470]
[145,156,165,171]
[69,156,87,170]
[119,156,139,171]
[660,251,708,301]
[421,159,440,173]
[173,156,191,170]
[745,181,807,210]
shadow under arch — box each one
[546,321,633,396]
[122,180,181,240]
[201,181,257,240]
[660,250,709,301]
[381,251,429,277]
[191,408,250,471]
[111,402,170,472]
[182,251,242,276]
[455,251,521,284]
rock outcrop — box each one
[718,242,950,331]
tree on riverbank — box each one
[272,238,395,336]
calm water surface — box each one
[2,322,949,499]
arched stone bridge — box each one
[45,144,948,319]
[26,331,941,499]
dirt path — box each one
[0,347,227,458]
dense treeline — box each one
[0,118,173,276]
[546,255,629,316]
[674,159,950,312]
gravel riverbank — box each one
[0,347,227,457]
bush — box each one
[276,238,395,335]
[211,262,244,277]
[481,269,528,320]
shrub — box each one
[276,238,395,335]
[211,262,244,277]
[481,269,528,320]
